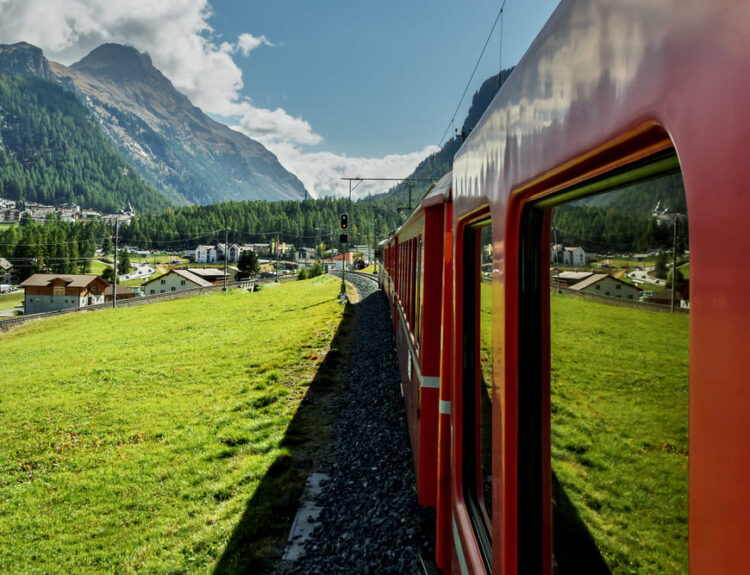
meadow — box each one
[0,275,347,573]
[0,290,23,311]
[550,294,689,572]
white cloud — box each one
[236,33,274,56]
[0,0,435,198]
[265,143,439,199]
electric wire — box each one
[437,0,508,150]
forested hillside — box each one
[554,173,688,254]
[0,217,105,281]
[121,197,402,250]
[369,68,513,211]
[0,72,170,213]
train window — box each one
[462,216,493,568]
[520,152,690,573]
[416,237,423,349]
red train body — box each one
[380,0,750,573]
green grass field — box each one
[550,294,688,572]
[0,291,23,311]
[0,275,347,573]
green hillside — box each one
[369,68,513,212]
[0,276,346,572]
[0,72,171,213]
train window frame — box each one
[461,211,494,571]
[516,149,684,572]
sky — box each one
[0,0,560,198]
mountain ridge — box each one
[0,41,308,207]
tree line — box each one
[0,215,106,282]
[118,197,403,251]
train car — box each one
[381,0,750,573]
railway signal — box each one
[340,213,348,230]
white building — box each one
[551,244,586,267]
[195,245,218,263]
[142,269,213,295]
[568,273,641,300]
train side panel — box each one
[446,0,750,573]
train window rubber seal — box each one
[516,149,681,573]
[462,216,493,571]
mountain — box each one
[48,43,307,205]
[369,68,514,212]
[0,46,171,213]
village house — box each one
[551,270,594,288]
[568,273,641,300]
[551,244,587,267]
[194,245,218,263]
[0,257,13,284]
[186,267,229,284]
[20,274,108,314]
[142,269,212,295]
[104,284,136,302]
[295,247,317,266]
[216,243,241,263]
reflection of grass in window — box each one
[479,281,493,390]
[551,294,688,573]
[479,280,493,520]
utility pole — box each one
[553,225,561,294]
[671,216,678,313]
[223,227,228,291]
[112,219,119,309]
[276,232,280,282]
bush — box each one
[297,268,308,281]
[308,262,323,278]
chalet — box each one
[568,273,641,300]
[20,274,108,314]
[0,258,12,284]
[552,270,594,288]
[142,269,212,295]
[104,284,136,302]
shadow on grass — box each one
[552,471,611,574]
[212,297,359,574]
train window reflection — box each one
[548,170,689,573]
[462,217,493,567]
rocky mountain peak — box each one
[0,42,51,79]
[71,43,166,86]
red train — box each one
[379,0,750,573]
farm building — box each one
[20,274,108,314]
[142,269,213,295]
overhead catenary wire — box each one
[437,0,508,150]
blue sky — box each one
[0,0,559,197]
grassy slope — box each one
[0,276,345,574]
[550,294,688,572]
[0,291,23,311]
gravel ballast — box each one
[276,272,435,574]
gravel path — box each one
[275,272,434,574]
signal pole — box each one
[112,219,120,308]
[276,232,280,282]
[223,227,228,291]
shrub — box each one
[308,262,323,278]
[297,268,308,281]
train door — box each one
[452,209,496,574]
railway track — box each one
[277,268,434,574]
